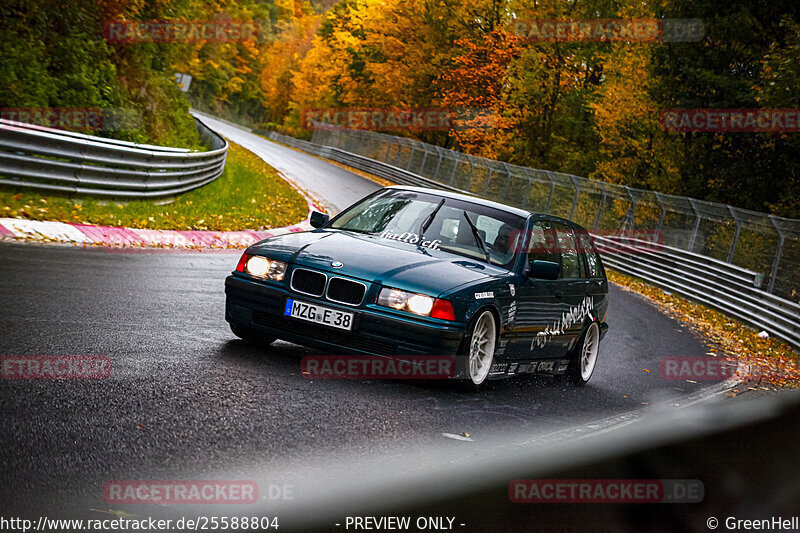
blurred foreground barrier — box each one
[0,116,227,198]
[269,130,800,349]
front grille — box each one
[291,268,326,296]
[326,277,366,306]
[252,311,396,355]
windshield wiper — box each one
[462,211,491,263]
[418,198,445,244]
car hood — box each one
[248,230,507,296]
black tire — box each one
[565,322,600,386]
[230,323,277,347]
[456,309,498,388]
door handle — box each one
[554,290,563,300]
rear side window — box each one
[578,231,602,278]
[555,224,585,279]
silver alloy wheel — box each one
[580,322,600,381]
[468,310,496,385]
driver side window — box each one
[527,220,559,264]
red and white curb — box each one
[0,217,313,249]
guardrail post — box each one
[544,172,556,214]
[432,147,444,182]
[569,177,581,220]
[419,149,428,175]
[406,145,417,171]
[448,156,458,185]
[383,139,392,162]
[767,216,785,294]
[727,206,742,264]
[655,192,667,233]
[687,199,702,252]
[482,167,494,196]
[593,188,607,231]
[619,186,636,233]
[521,176,532,208]
[500,163,512,203]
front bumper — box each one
[225,275,466,356]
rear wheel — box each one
[230,323,277,347]
[566,322,600,386]
[460,310,497,386]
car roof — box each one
[384,185,587,230]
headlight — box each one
[236,253,287,281]
[377,287,455,320]
[246,256,271,277]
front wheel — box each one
[460,310,497,387]
[566,322,600,386]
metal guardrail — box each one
[595,235,800,348]
[0,116,228,198]
[269,130,800,349]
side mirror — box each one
[309,211,329,229]
[527,260,560,280]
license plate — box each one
[284,298,354,331]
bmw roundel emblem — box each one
[331,261,343,268]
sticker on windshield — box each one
[378,230,441,250]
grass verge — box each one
[607,269,800,391]
[0,141,308,231]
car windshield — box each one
[329,189,525,268]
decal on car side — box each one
[530,295,595,350]
[475,291,494,299]
[506,301,517,326]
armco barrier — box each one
[268,131,800,349]
[0,116,227,198]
